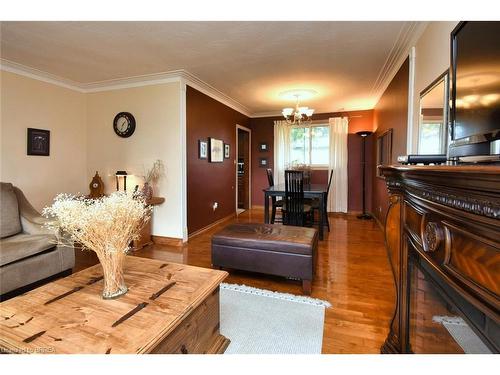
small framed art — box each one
[209,138,224,163]
[199,140,208,159]
[27,128,50,156]
[224,144,230,159]
[259,157,268,168]
[259,142,269,152]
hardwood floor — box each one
[74,208,395,354]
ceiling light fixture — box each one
[281,90,316,126]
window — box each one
[289,125,329,167]
[418,121,445,155]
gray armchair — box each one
[0,182,74,297]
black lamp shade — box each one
[115,171,128,191]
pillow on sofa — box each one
[1,183,22,238]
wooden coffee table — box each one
[0,256,229,354]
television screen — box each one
[451,22,500,141]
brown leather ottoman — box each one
[211,223,318,294]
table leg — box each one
[318,193,325,240]
[264,193,270,224]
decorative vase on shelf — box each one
[141,182,154,201]
[97,248,128,299]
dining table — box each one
[263,183,328,240]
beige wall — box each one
[0,70,87,210]
[1,71,185,239]
[410,21,459,152]
[86,83,184,239]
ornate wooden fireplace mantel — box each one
[379,165,500,354]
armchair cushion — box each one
[0,183,22,238]
[0,233,56,267]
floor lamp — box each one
[356,131,372,220]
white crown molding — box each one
[0,58,85,92]
[180,71,252,117]
[82,71,184,92]
[370,21,428,106]
[251,110,283,118]
[0,59,252,117]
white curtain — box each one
[328,117,348,213]
[273,120,290,187]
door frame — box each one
[235,124,252,212]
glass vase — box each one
[141,182,154,201]
[97,250,128,299]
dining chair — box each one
[282,170,312,227]
[311,169,334,231]
[266,168,283,224]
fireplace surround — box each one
[380,165,499,354]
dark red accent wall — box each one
[372,58,409,223]
[186,86,249,234]
[247,116,275,207]
[248,109,374,212]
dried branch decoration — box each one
[144,159,165,185]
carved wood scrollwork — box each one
[380,192,403,353]
[385,177,404,195]
[422,222,444,253]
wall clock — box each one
[113,112,136,138]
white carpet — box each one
[219,283,331,354]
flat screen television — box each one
[448,21,500,160]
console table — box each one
[379,165,499,354]
[132,196,165,250]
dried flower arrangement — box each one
[43,192,152,299]
[141,159,165,199]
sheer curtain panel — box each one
[328,117,348,212]
[273,120,291,187]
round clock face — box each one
[92,182,99,188]
[113,112,136,138]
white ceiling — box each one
[0,21,426,116]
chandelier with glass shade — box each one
[281,91,315,126]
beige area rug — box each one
[220,283,331,354]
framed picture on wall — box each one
[209,138,224,163]
[198,140,208,159]
[259,157,268,168]
[376,129,393,178]
[27,128,50,156]
[224,144,230,159]
[259,142,269,152]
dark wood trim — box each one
[188,213,236,240]
[151,235,184,247]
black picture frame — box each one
[259,142,269,152]
[259,157,268,168]
[224,144,230,159]
[198,140,208,159]
[27,128,50,156]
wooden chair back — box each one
[327,169,334,196]
[266,168,274,187]
[283,170,305,226]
